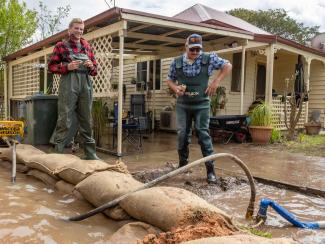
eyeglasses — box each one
[189,48,201,53]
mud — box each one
[132,163,247,196]
[142,211,234,243]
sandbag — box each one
[104,206,132,221]
[182,234,299,244]
[107,222,161,244]
[55,180,75,194]
[26,153,79,177]
[75,171,143,220]
[120,186,233,231]
[72,189,85,201]
[27,169,58,187]
[16,144,46,163]
[0,144,45,164]
[57,159,127,185]
[0,148,12,161]
[76,171,143,207]
[0,160,29,173]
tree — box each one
[37,1,71,40]
[0,0,37,59]
[227,8,319,45]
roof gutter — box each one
[254,34,325,58]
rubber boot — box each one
[83,143,100,160]
[205,161,218,184]
[55,143,65,154]
[178,149,189,168]
[178,159,188,168]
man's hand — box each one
[205,79,220,96]
[67,60,82,71]
[174,84,186,96]
[84,60,94,69]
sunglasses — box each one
[189,48,201,53]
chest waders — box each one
[51,41,99,160]
[175,53,217,183]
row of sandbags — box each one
[0,144,298,243]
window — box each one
[149,60,161,90]
[136,61,148,91]
[136,60,161,91]
[231,52,245,92]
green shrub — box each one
[250,102,272,126]
[270,128,282,143]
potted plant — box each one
[304,121,321,135]
[248,102,273,144]
[211,86,227,116]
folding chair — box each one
[112,102,142,152]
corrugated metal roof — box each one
[173,4,270,35]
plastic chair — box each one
[112,102,142,152]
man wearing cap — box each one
[166,34,232,183]
[48,18,100,160]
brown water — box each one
[0,163,124,243]
[212,183,325,244]
[133,166,325,244]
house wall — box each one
[118,52,260,121]
[308,59,325,126]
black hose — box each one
[67,153,256,221]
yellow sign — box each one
[0,121,24,137]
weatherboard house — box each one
[2,4,325,130]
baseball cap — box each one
[186,34,202,49]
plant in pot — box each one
[211,86,227,116]
[248,102,273,144]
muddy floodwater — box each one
[213,183,325,244]
[0,157,324,243]
[0,163,125,243]
[133,166,325,244]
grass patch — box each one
[248,228,272,238]
[239,225,272,238]
[284,134,325,157]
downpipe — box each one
[256,198,325,229]
[3,138,17,183]
[67,153,256,221]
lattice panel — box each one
[89,34,114,98]
[12,59,40,97]
[272,97,306,130]
[51,74,61,95]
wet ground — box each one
[1,132,324,243]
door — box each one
[256,64,266,99]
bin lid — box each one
[25,94,58,101]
